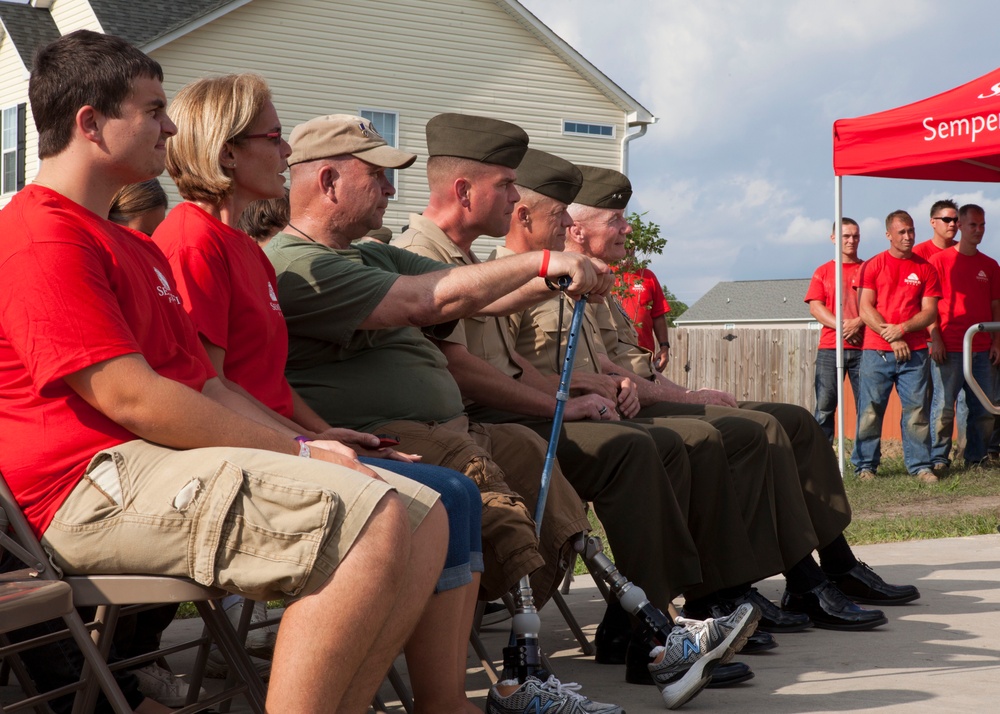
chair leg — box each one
[550,590,595,656]
[219,599,255,714]
[196,600,267,714]
[386,663,413,714]
[63,610,133,714]
[469,602,499,685]
[0,634,49,714]
[560,557,575,595]
[74,604,123,714]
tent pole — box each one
[835,176,845,477]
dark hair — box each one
[238,191,289,243]
[832,217,859,232]
[929,199,958,217]
[885,209,913,231]
[959,203,984,219]
[30,30,163,158]
[109,179,168,224]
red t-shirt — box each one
[912,239,950,261]
[804,260,863,350]
[0,186,214,535]
[615,268,670,352]
[858,250,941,351]
[153,203,295,418]
[928,247,1000,353]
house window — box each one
[1,104,26,195]
[563,120,615,139]
[360,109,399,198]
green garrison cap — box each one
[574,165,633,209]
[425,112,529,168]
[514,149,583,205]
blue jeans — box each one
[814,348,862,441]
[852,349,933,475]
[359,457,484,591]
[931,352,994,465]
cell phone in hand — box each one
[375,434,400,448]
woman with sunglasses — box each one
[153,74,483,714]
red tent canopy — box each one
[834,67,1000,181]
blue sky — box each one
[520,0,1000,305]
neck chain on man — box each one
[287,223,319,243]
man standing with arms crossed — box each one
[805,218,867,442]
[927,204,1000,469]
[855,210,942,483]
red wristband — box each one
[539,249,551,278]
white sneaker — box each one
[486,675,623,713]
[132,663,206,707]
[224,598,278,659]
[205,648,272,681]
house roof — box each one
[675,279,815,325]
[0,2,60,71]
[88,0,238,47]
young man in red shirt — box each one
[912,199,959,260]
[927,204,1000,469]
[617,266,672,370]
[0,30,447,713]
[855,210,942,483]
[805,218,866,442]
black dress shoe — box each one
[781,581,888,631]
[740,629,778,654]
[624,637,755,687]
[828,561,920,605]
[594,620,630,665]
[705,661,755,688]
[734,588,813,633]
[685,588,812,633]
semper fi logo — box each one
[154,267,181,304]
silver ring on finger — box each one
[598,406,608,416]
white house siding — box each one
[149,0,628,241]
[0,36,32,206]
[48,0,103,34]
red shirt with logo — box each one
[928,247,1000,353]
[153,203,294,418]
[0,186,214,535]
[615,268,669,352]
[858,250,941,351]
[804,260,864,350]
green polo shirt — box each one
[265,232,465,431]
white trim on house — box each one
[139,0,252,52]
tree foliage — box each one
[613,212,685,324]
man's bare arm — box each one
[359,251,607,329]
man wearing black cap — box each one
[266,113,630,712]
[551,166,920,630]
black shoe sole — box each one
[758,618,813,633]
[810,614,888,631]
[706,670,755,688]
[844,591,920,606]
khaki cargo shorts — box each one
[41,440,439,601]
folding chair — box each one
[0,474,267,714]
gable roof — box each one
[88,0,239,47]
[0,2,59,71]
[675,279,814,325]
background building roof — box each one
[0,2,59,70]
[89,0,236,47]
[675,278,813,324]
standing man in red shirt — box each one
[854,210,941,483]
[913,199,959,260]
[617,266,672,370]
[805,218,866,442]
[927,204,1000,469]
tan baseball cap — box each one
[288,114,417,168]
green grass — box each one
[841,439,1000,544]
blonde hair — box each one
[109,179,168,224]
[166,73,271,203]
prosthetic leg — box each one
[500,288,675,683]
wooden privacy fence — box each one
[663,327,908,440]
